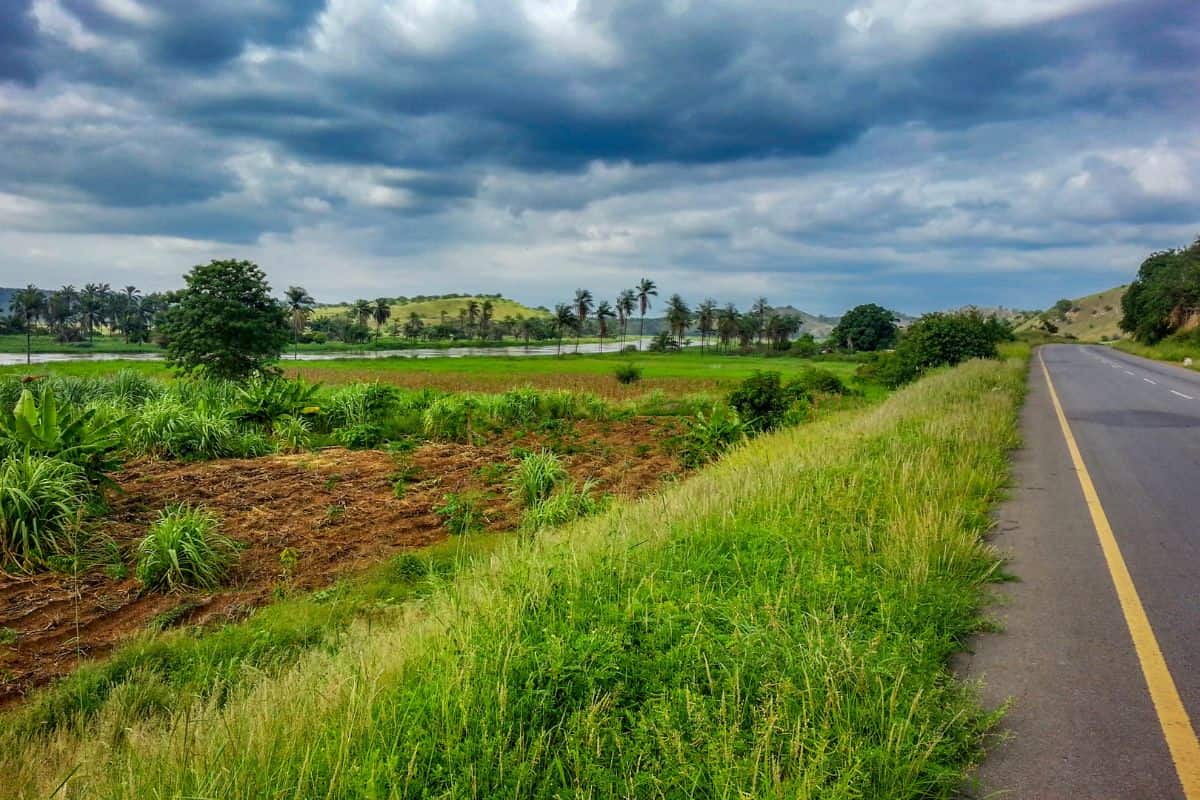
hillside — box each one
[313,295,550,324]
[1015,285,1128,341]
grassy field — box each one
[1,351,1027,798]
[0,351,876,400]
[1015,285,1127,342]
[313,295,550,323]
[1113,337,1200,370]
[0,334,159,354]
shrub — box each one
[728,371,791,432]
[520,480,607,531]
[334,423,386,449]
[0,454,87,568]
[678,404,746,468]
[613,363,642,384]
[272,415,312,454]
[788,333,819,358]
[790,368,849,396]
[422,396,479,443]
[511,450,568,507]
[234,378,320,426]
[434,493,488,535]
[0,384,126,483]
[135,505,236,592]
[323,383,399,430]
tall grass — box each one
[0,454,86,568]
[509,449,568,507]
[0,355,1025,798]
[135,504,236,592]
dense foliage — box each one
[160,260,291,380]
[1120,238,1200,343]
[862,312,1012,388]
[830,303,899,352]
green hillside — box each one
[1016,285,1128,342]
[313,295,549,324]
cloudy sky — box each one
[0,0,1197,314]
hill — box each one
[313,295,550,324]
[1015,285,1128,341]
[768,306,840,338]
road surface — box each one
[962,344,1200,799]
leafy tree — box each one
[789,332,819,358]
[1120,238,1200,343]
[830,303,899,352]
[573,288,593,353]
[284,286,315,357]
[160,259,290,380]
[865,311,1007,388]
[636,278,657,348]
[728,371,791,432]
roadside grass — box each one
[1113,337,1200,370]
[3,353,1027,799]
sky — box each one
[0,0,1197,315]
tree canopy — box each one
[1119,238,1200,343]
[160,259,290,380]
[829,303,898,351]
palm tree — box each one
[665,294,692,348]
[117,285,140,341]
[372,298,392,339]
[696,299,717,354]
[12,285,45,365]
[404,311,424,341]
[553,304,577,355]
[751,297,770,348]
[79,283,110,343]
[519,316,537,347]
[352,299,372,329]
[285,286,316,358]
[717,303,739,352]
[595,300,614,353]
[480,300,494,341]
[636,278,657,350]
[48,285,79,340]
[573,288,594,353]
[465,299,481,340]
[616,289,636,347]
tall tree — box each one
[573,288,594,353]
[12,285,45,365]
[553,303,577,355]
[284,286,316,358]
[118,285,141,341]
[665,294,692,348]
[830,303,899,352]
[372,298,392,338]
[751,297,770,348]
[403,311,424,341]
[636,278,657,349]
[79,283,110,343]
[465,299,481,339]
[696,299,717,353]
[616,289,636,347]
[351,299,373,329]
[595,300,614,353]
[480,299,495,340]
[160,259,290,380]
[717,303,739,352]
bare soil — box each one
[0,417,682,704]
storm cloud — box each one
[0,0,1197,312]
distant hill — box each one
[0,287,20,315]
[1015,285,1129,341]
[313,295,550,324]
[768,306,840,338]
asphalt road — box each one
[962,344,1200,799]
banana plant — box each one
[0,384,126,484]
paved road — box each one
[962,344,1200,799]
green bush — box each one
[0,384,126,483]
[520,480,607,531]
[334,423,386,449]
[511,450,568,507]
[234,377,320,426]
[423,396,480,443]
[434,493,488,535]
[323,383,400,430]
[788,333,819,358]
[272,415,312,454]
[613,363,642,384]
[129,398,270,461]
[0,454,87,568]
[135,504,236,592]
[728,371,791,432]
[790,367,849,396]
[679,404,746,468]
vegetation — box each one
[520,479,607,531]
[435,492,488,535]
[0,454,86,569]
[511,450,568,507]
[0,352,1023,798]
[830,303,899,351]
[861,311,1014,388]
[727,370,794,431]
[160,260,291,379]
[1120,237,1200,343]
[613,363,642,384]
[135,505,237,592]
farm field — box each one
[0,349,1026,799]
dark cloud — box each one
[0,0,40,84]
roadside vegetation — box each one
[0,347,1027,798]
[1113,236,1200,367]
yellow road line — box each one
[1040,350,1200,798]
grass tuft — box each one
[134,504,237,592]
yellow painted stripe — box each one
[1040,350,1200,798]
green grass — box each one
[0,334,159,355]
[2,351,1027,798]
[1113,336,1200,370]
[312,295,549,323]
[1015,285,1128,342]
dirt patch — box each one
[0,417,682,705]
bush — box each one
[323,383,400,430]
[234,378,320,426]
[520,480,607,531]
[511,450,568,507]
[790,367,849,396]
[679,404,746,468]
[135,504,236,592]
[901,312,1003,369]
[0,454,87,568]
[0,384,126,483]
[434,493,488,535]
[423,396,480,443]
[272,415,312,453]
[788,333,819,358]
[334,423,386,449]
[613,364,642,385]
[728,371,791,432]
